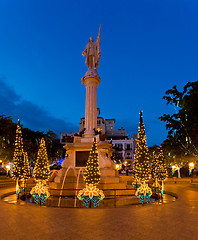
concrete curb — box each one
[0,191,16,200]
[164,190,178,199]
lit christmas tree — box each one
[34,138,50,181]
[151,148,168,198]
[151,152,158,181]
[78,138,104,208]
[84,137,101,185]
[155,147,168,182]
[23,151,30,179]
[133,111,150,183]
[12,120,25,180]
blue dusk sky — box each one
[0,0,197,146]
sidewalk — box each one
[0,183,198,240]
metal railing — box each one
[19,187,136,208]
[48,188,136,208]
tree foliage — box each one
[151,148,168,182]
[159,81,198,163]
[84,138,101,185]
[23,152,31,179]
[12,121,25,180]
[133,111,150,183]
[0,114,16,163]
[0,113,64,165]
[34,138,50,181]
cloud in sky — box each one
[0,76,77,135]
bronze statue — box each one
[82,25,101,70]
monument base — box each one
[49,135,127,191]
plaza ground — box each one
[0,182,198,240]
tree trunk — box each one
[177,168,181,178]
[16,179,19,199]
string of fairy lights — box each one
[134,111,168,182]
[151,147,168,182]
[12,120,30,181]
[78,137,104,207]
[84,137,101,185]
[133,111,151,183]
[12,121,50,203]
[13,121,50,182]
[13,113,168,206]
[34,138,50,181]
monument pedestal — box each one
[49,134,127,191]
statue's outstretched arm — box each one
[82,49,87,56]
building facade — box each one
[109,136,137,168]
[60,132,78,144]
[60,109,137,168]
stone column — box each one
[81,72,101,138]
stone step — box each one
[100,168,118,177]
[54,176,85,184]
[49,189,79,197]
[49,182,60,189]
[54,175,121,184]
[56,168,81,178]
[49,181,86,190]
[46,195,140,208]
[100,177,120,184]
[98,182,126,189]
[102,189,135,197]
[126,185,135,189]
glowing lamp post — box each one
[188,162,195,175]
[5,164,10,176]
[171,165,178,176]
[115,163,122,171]
[124,161,128,167]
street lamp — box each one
[115,163,122,171]
[188,162,195,175]
[5,164,10,176]
[171,165,178,176]
[123,161,128,167]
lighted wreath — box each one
[78,184,105,208]
[135,182,152,204]
[30,181,50,205]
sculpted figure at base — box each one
[82,25,101,70]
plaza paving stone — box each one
[0,183,198,240]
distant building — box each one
[109,135,137,168]
[79,108,127,139]
[60,109,137,168]
[60,132,78,144]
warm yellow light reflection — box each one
[5,164,10,171]
[172,165,178,171]
[189,162,194,168]
[189,162,195,171]
[115,164,122,170]
[124,161,128,166]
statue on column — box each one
[82,25,101,70]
